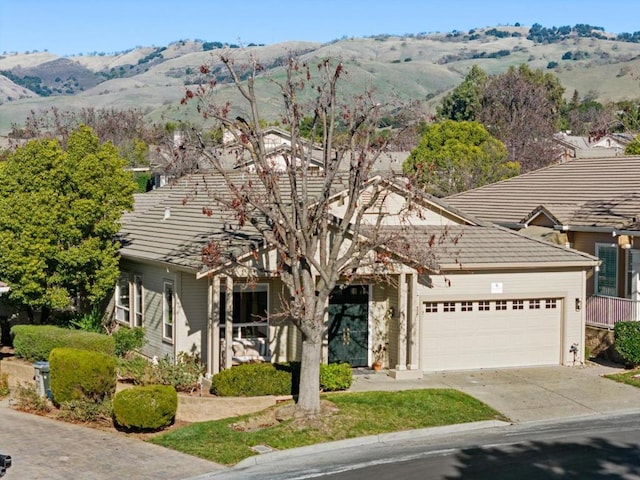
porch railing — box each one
[585,295,640,329]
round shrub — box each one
[210,363,292,397]
[614,321,640,366]
[113,327,146,357]
[320,363,353,391]
[113,385,177,431]
[49,347,117,405]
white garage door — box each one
[421,298,562,371]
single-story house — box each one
[446,155,640,327]
[114,170,598,377]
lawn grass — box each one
[149,388,504,465]
[604,368,640,388]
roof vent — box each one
[163,207,171,220]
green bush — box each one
[0,372,9,397]
[49,348,117,405]
[320,363,353,391]
[209,362,353,396]
[614,321,640,366]
[210,363,292,397]
[11,325,115,362]
[57,398,113,425]
[113,327,146,357]
[118,353,204,393]
[113,385,177,431]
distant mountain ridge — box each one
[1,24,640,135]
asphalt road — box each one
[203,412,640,480]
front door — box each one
[328,285,369,366]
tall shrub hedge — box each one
[49,347,117,404]
[11,325,115,361]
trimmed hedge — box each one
[614,321,640,366]
[11,325,115,362]
[113,385,177,431]
[210,362,353,397]
[211,363,292,397]
[49,347,117,405]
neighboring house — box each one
[446,155,640,327]
[553,132,633,161]
[114,171,597,377]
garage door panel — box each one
[421,299,561,371]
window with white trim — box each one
[529,299,541,309]
[512,300,524,310]
[496,300,507,311]
[443,302,456,312]
[478,301,490,311]
[461,301,473,312]
[595,243,618,296]
[220,284,269,338]
[545,299,557,309]
[163,281,174,341]
[115,273,130,324]
[133,275,144,327]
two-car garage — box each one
[420,297,563,371]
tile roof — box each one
[388,225,598,271]
[446,155,640,230]
[118,171,343,271]
[119,172,598,274]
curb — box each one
[234,419,510,468]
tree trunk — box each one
[296,334,322,416]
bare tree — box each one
[181,53,427,415]
[476,65,565,172]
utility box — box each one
[33,361,51,399]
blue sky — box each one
[2,0,640,56]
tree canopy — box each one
[0,126,135,321]
[437,64,565,172]
[403,120,517,196]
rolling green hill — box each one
[1,25,639,135]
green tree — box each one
[403,120,517,197]
[625,135,640,155]
[0,126,135,322]
[437,65,487,122]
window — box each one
[220,284,269,338]
[163,281,174,341]
[461,301,473,312]
[133,275,144,327]
[545,299,557,309]
[496,300,507,311]
[512,300,524,310]
[595,243,618,296]
[529,299,541,309]
[443,302,456,312]
[424,302,438,313]
[115,273,130,324]
[478,301,490,311]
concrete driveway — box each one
[350,361,640,423]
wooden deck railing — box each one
[585,295,640,329]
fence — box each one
[585,295,640,329]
